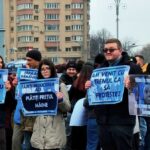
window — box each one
[11,27,14,32]
[72,46,81,51]
[45,36,59,42]
[72,35,83,41]
[72,25,83,31]
[51,57,58,63]
[65,15,71,20]
[34,16,39,20]
[17,3,33,10]
[45,24,59,31]
[71,14,83,20]
[45,14,59,20]
[65,37,71,41]
[65,4,71,9]
[17,25,32,31]
[65,26,71,31]
[72,3,83,9]
[45,3,59,9]
[18,36,33,42]
[34,5,39,10]
[46,47,57,52]
[65,48,71,51]
[17,14,32,22]
[34,37,39,42]
[10,17,14,21]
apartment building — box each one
[4,0,90,64]
[0,0,5,60]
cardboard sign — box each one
[88,65,130,105]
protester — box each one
[60,61,77,88]
[135,55,150,74]
[0,55,16,150]
[135,55,150,150]
[69,62,94,150]
[12,50,42,150]
[30,59,71,150]
[84,54,105,150]
[60,61,77,150]
[85,38,142,150]
[93,53,105,68]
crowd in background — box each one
[0,38,150,150]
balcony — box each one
[45,41,59,47]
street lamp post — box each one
[114,0,121,39]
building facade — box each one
[0,0,5,60]
[4,0,90,64]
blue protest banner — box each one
[128,75,150,116]
[19,78,59,116]
[88,65,130,105]
[15,68,38,100]
[0,69,8,104]
[17,68,38,81]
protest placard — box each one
[19,78,59,116]
[17,68,38,81]
[128,75,150,116]
[88,65,130,105]
[0,69,8,104]
[15,68,38,100]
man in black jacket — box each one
[85,38,142,150]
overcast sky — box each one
[90,0,150,49]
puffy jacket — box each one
[30,83,71,149]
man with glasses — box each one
[85,38,142,150]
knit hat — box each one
[66,61,77,69]
[26,50,42,61]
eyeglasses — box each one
[103,48,118,53]
[41,67,50,72]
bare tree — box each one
[139,44,150,62]
[90,29,112,59]
[122,39,137,56]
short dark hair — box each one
[135,55,144,60]
[105,38,122,49]
[38,59,57,79]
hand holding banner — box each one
[0,69,8,104]
[88,65,130,105]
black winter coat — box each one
[95,52,142,125]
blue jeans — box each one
[144,117,150,150]
[139,117,147,149]
[22,131,34,150]
[86,118,99,150]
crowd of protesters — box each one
[1,38,150,150]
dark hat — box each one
[26,50,42,61]
[66,61,77,69]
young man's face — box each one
[103,43,122,62]
[26,57,39,69]
[135,57,144,67]
[66,67,77,77]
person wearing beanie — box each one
[26,50,42,69]
[60,61,77,87]
[12,50,42,150]
[94,53,106,69]
[60,61,77,150]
